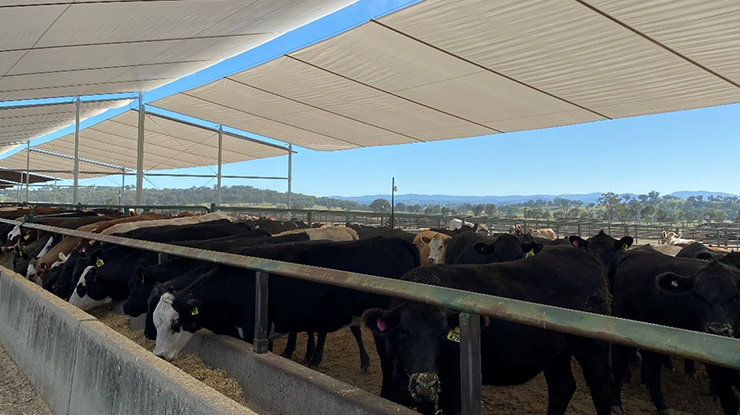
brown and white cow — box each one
[413,230,451,265]
[527,228,557,241]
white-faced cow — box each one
[413,231,451,265]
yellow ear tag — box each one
[620,244,629,252]
[95,258,104,267]
[191,307,199,316]
[446,326,461,343]
[525,249,535,258]
[23,234,30,240]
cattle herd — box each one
[1,206,739,415]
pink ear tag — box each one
[572,240,580,247]
[377,319,388,332]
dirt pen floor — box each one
[0,342,53,415]
[88,304,723,415]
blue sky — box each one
[5,0,740,198]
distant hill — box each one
[669,191,738,199]
[331,191,740,206]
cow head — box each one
[657,261,740,337]
[473,234,543,263]
[570,230,632,280]
[69,266,113,310]
[123,266,154,317]
[364,304,454,411]
[153,292,203,360]
[421,235,449,265]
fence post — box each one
[459,312,482,415]
[254,271,270,354]
[577,223,582,236]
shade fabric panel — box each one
[0,99,131,150]
[0,169,52,184]
[0,150,121,179]
[0,0,359,101]
[153,0,740,151]
[32,110,287,172]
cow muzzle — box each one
[427,258,436,264]
[705,322,734,337]
[408,372,440,402]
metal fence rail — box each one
[2,217,739,415]
[26,202,210,217]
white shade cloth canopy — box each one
[1,110,289,178]
[0,98,131,151]
[153,0,740,151]
[0,0,359,101]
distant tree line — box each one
[2,185,737,224]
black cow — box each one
[444,232,542,264]
[364,247,612,415]
[243,219,307,234]
[56,221,263,300]
[676,242,724,261]
[124,232,309,319]
[569,230,633,289]
[70,228,276,310]
[611,249,740,415]
[151,237,420,371]
[346,224,416,243]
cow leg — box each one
[281,332,297,359]
[684,359,697,378]
[641,351,673,415]
[307,332,327,369]
[543,353,576,415]
[611,345,635,413]
[572,342,611,415]
[706,365,739,415]
[304,332,316,364]
[349,324,371,373]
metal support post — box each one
[459,312,482,415]
[287,144,293,218]
[135,93,145,205]
[157,253,168,264]
[254,271,270,353]
[216,125,223,207]
[120,168,126,205]
[25,142,30,202]
[73,96,81,204]
[391,177,395,229]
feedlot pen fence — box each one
[210,206,740,248]
[2,217,739,415]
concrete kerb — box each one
[0,267,257,415]
[183,333,417,415]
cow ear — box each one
[656,272,694,294]
[697,253,714,261]
[421,236,432,244]
[569,236,588,248]
[521,242,543,257]
[616,236,634,252]
[186,299,202,317]
[363,308,397,335]
[473,242,494,255]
